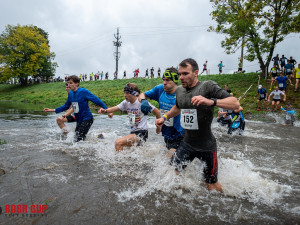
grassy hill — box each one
[0,73,299,119]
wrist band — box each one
[162,114,168,121]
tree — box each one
[0,24,57,85]
[209,0,300,77]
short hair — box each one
[179,58,199,72]
[67,75,80,84]
[126,83,140,93]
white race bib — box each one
[260,94,265,98]
[287,69,291,73]
[72,102,79,113]
[160,109,174,127]
[128,112,136,125]
[180,109,198,130]
[279,83,283,88]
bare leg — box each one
[115,134,139,151]
[206,182,223,193]
[56,117,68,134]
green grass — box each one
[0,73,299,119]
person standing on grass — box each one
[218,61,224,74]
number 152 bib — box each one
[180,109,198,130]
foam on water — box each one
[2,113,298,224]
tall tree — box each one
[0,24,56,85]
[209,0,300,77]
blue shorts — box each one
[171,141,219,184]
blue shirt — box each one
[145,84,184,140]
[275,76,288,88]
[258,88,267,98]
[284,64,293,74]
[55,87,107,122]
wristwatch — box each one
[211,98,217,106]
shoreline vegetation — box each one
[0,72,299,120]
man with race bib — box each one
[98,83,160,151]
[268,86,286,111]
[138,68,184,158]
[155,58,240,193]
[275,72,293,93]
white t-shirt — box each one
[270,90,284,100]
[117,99,155,132]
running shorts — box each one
[74,118,94,142]
[164,135,184,150]
[130,130,148,146]
[171,141,218,184]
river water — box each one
[0,107,299,225]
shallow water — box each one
[0,108,299,224]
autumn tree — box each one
[209,0,300,77]
[0,24,57,85]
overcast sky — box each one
[1,0,299,79]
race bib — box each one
[272,70,277,74]
[128,112,136,125]
[287,69,291,73]
[279,83,283,88]
[180,109,198,130]
[160,109,174,127]
[72,102,79,113]
[260,94,265,98]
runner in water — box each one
[98,83,161,151]
[155,58,240,192]
[139,68,184,158]
[228,106,245,135]
[44,75,111,142]
[55,83,76,134]
[281,103,295,126]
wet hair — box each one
[67,75,80,84]
[124,83,140,96]
[179,58,199,72]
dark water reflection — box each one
[0,105,299,224]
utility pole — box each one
[113,27,122,79]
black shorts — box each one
[74,118,94,142]
[171,142,218,184]
[67,115,76,122]
[279,87,286,91]
[164,135,184,150]
[273,99,281,103]
[271,73,277,78]
[238,68,242,71]
[258,97,266,101]
[130,130,148,146]
[219,69,222,73]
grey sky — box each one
[1,0,299,79]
